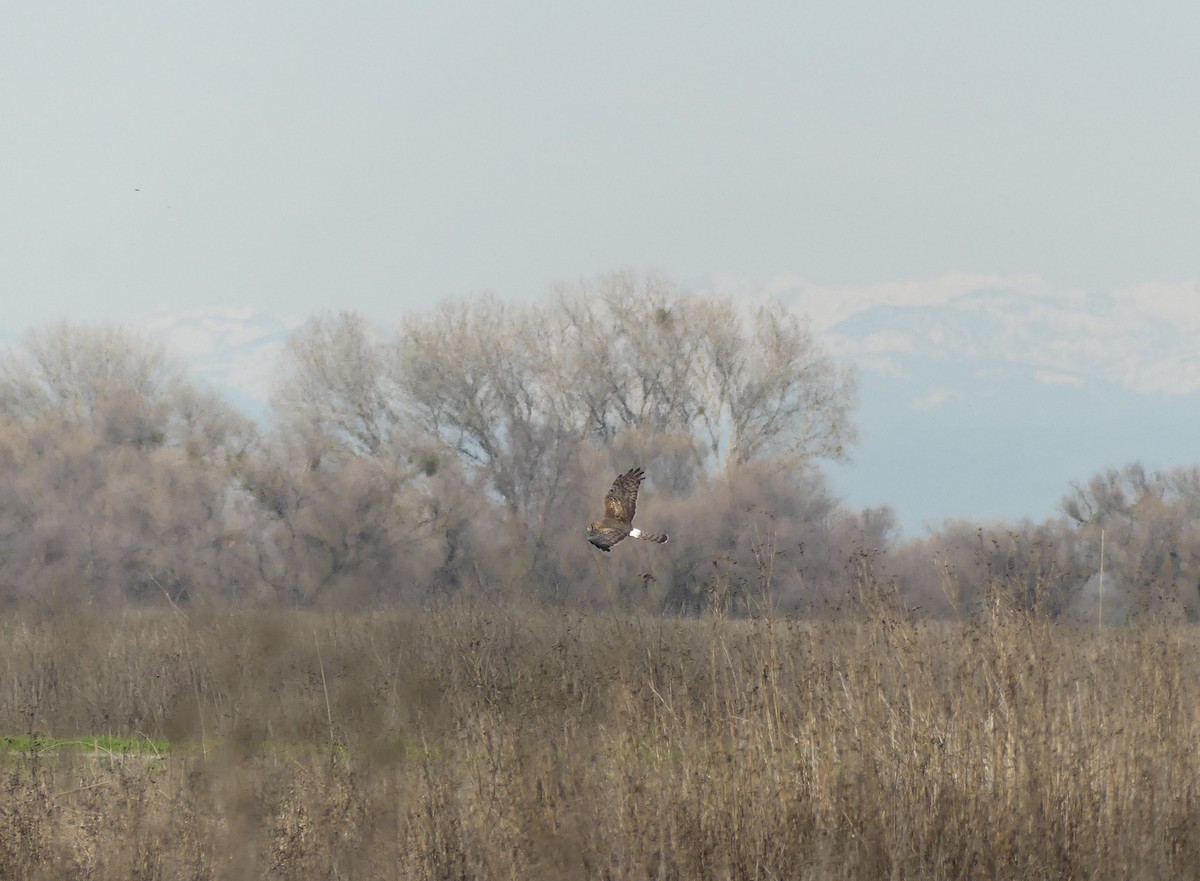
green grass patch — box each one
[2,734,435,763]
[2,734,171,756]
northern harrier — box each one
[587,467,669,552]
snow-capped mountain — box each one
[136,306,296,419]
[767,275,1200,534]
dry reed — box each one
[1,599,1198,880]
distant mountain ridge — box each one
[136,306,295,420]
[801,282,1200,397]
[763,275,1200,533]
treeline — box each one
[0,272,1196,620]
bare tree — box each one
[266,305,568,599]
[397,296,579,531]
[1,322,175,444]
[552,275,710,442]
[271,312,407,458]
[711,299,857,466]
[261,274,861,601]
[395,272,857,516]
[551,272,857,467]
[1059,463,1200,621]
[0,322,261,605]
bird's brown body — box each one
[586,467,669,552]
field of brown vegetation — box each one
[6,251,1200,881]
[2,599,1199,880]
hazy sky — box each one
[5,1,1198,328]
[4,2,1199,533]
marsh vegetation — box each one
[3,601,1199,880]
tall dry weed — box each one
[1,600,1198,879]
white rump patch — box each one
[629,528,643,538]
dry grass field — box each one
[2,599,1199,880]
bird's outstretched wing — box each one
[603,467,644,524]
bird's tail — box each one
[629,527,668,544]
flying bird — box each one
[587,467,669,552]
